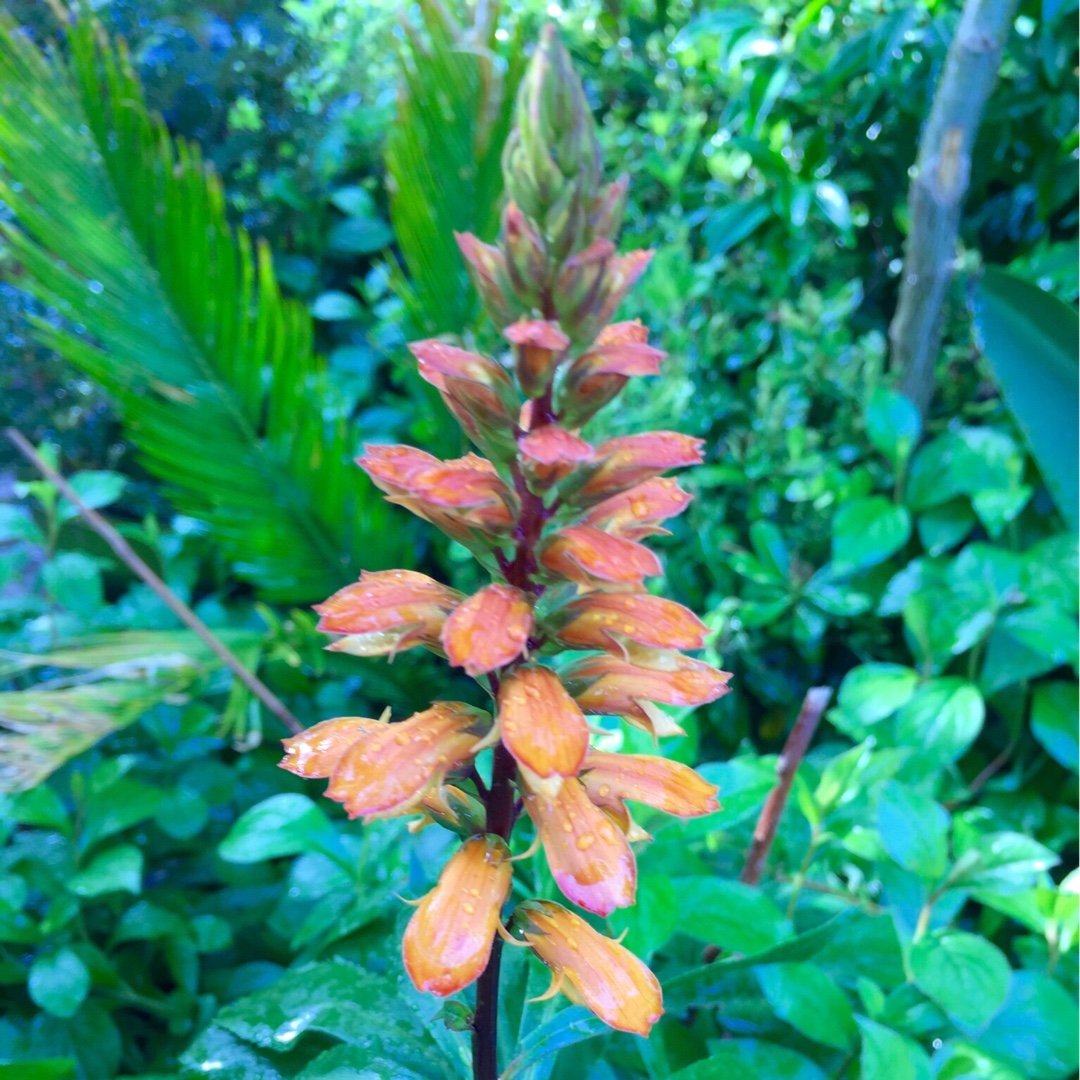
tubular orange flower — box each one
[279,716,384,778]
[581,750,720,820]
[555,592,709,653]
[573,431,705,505]
[518,424,594,489]
[497,666,588,788]
[442,584,534,678]
[563,651,732,737]
[504,319,570,396]
[581,476,693,539]
[325,702,489,820]
[313,569,462,657]
[515,900,663,1036]
[539,524,661,586]
[523,775,636,915]
[402,835,512,997]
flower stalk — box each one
[279,25,730,1078]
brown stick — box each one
[741,686,832,886]
[6,427,302,735]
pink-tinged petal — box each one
[455,231,516,325]
[556,592,708,652]
[539,525,661,586]
[326,702,489,819]
[582,750,720,818]
[498,666,589,781]
[523,778,637,916]
[442,584,534,677]
[504,319,570,351]
[582,478,693,539]
[574,432,705,504]
[279,717,383,778]
[518,425,595,466]
[402,835,512,996]
[516,900,662,1036]
[562,652,731,736]
[504,319,571,396]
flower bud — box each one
[567,432,705,507]
[500,203,549,308]
[539,524,662,586]
[402,835,512,996]
[441,583,534,678]
[504,319,570,397]
[515,899,663,1036]
[581,477,693,539]
[589,175,629,241]
[554,592,708,653]
[518,424,594,491]
[581,750,720,820]
[280,716,385,778]
[455,231,520,326]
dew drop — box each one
[576,834,596,850]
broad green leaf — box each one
[326,216,392,254]
[0,14,396,601]
[831,496,911,572]
[310,290,363,320]
[932,1041,1026,1080]
[976,972,1079,1080]
[58,471,126,522]
[67,845,143,897]
[41,553,103,617]
[113,901,188,944]
[608,874,681,958]
[704,197,772,257]
[877,781,948,881]
[669,1038,827,1080]
[893,679,984,762]
[756,962,857,1049]
[975,267,1079,533]
[906,429,1024,513]
[28,948,90,1019]
[501,1006,608,1080]
[677,877,790,955]
[865,387,921,465]
[979,606,1079,696]
[0,504,45,545]
[954,831,1060,894]
[1030,681,1079,772]
[917,501,976,555]
[857,1017,932,1080]
[218,794,338,865]
[0,1062,77,1080]
[910,932,1011,1032]
[831,663,919,738]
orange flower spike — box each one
[523,777,637,915]
[402,835,512,996]
[582,477,693,539]
[539,524,662,586]
[516,900,663,1036]
[326,702,489,820]
[279,716,384,779]
[573,431,705,505]
[518,424,594,490]
[556,592,709,653]
[314,569,463,656]
[442,584,534,678]
[497,666,589,788]
[581,750,720,819]
[504,319,570,397]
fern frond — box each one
[386,0,524,336]
[0,10,401,602]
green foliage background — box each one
[0,1,1076,1078]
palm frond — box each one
[0,9,402,602]
[386,0,524,337]
[0,629,267,791]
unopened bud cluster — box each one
[280,25,729,1039]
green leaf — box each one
[502,1006,608,1080]
[41,553,103,617]
[831,496,911,572]
[877,781,948,880]
[326,216,393,254]
[1030,681,1079,772]
[976,972,1079,1080]
[0,504,45,545]
[218,794,338,864]
[906,428,1024,513]
[975,267,1080,533]
[677,877,790,954]
[979,606,1079,696]
[310,290,363,320]
[608,874,681,958]
[58,471,126,522]
[67,844,143,897]
[865,387,921,465]
[857,1017,932,1080]
[917,501,976,556]
[0,14,396,601]
[893,679,984,762]
[756,962,857,1049]
[0,1062,77,1080]
[113,901,188,944]
[669,1039,827,1080]
[28,947,91,1019]
[953,832,1060,894]
[704,197,772,257]
[910,932,1011,1032]
[831,663,919,738]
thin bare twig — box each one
[741,686,832,886]
[6,427,302,735]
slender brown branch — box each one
[6,427,302,735]
[740,686,832,886]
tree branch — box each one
[741,686,832,886]
[6,427,302,735]
[889,0,1019,418]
